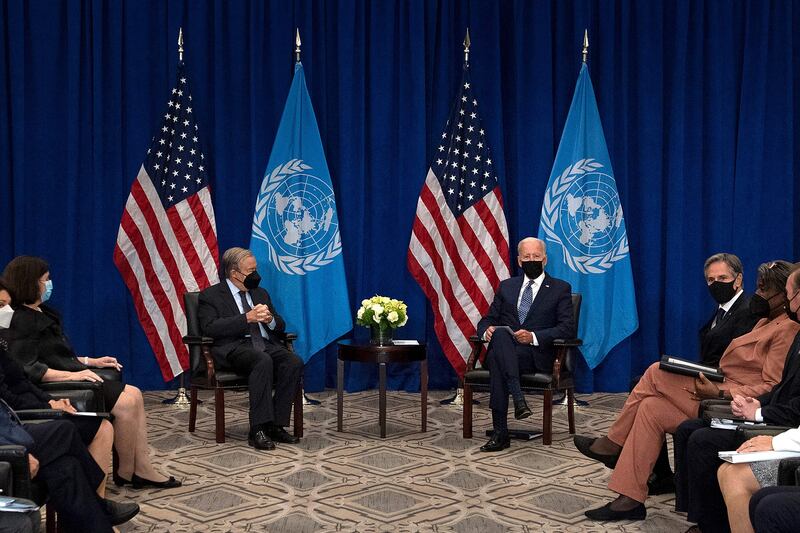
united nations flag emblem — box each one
[541,158,630,275]
[251,159,343,275]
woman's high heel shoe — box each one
[112,472,132,487]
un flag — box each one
[250,62,352,364]
[538,63,638,369]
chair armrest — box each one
[0,445,31,498]
[182,335,215,346]
[37,381,105,412]
[552,338,583,347]
[466,336,486,371]
[14,409,63,421]
[735,426,794,446]
[91,368,122,382]
[777,458,800,486]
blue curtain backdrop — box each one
[1,0,798,393]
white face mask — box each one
[0,305,14,329]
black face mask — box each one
[521,260,544,279]
[241,270,261,290]
[708,280,737,305]
[785,292,800,323]
[750,292,780,318]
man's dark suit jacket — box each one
[698,292,758,366]
[197,281,286,368]
[476,273,575,371]
[756,331,800,426]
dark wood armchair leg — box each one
[189,385,198,433]
[567,388,576,434]
[543,389,553,445]
[214,387,225,443]
[293,384,303,438]
[463,384,473,438]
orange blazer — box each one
[719,315,800,397]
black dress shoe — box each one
[479,432,511,452]
[131,473,182,489]
[248,429,276,450]
[584,502,646,521]
[514,399,532,420]
[267,426,300,444]
[647,473,675,495]
[573,435,620,469]
[112,472,131,487]
[101,498,140,526]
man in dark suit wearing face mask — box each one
[698,253,759,366]
[647,252,759,495]
[475,237,576,452]
[198,247,303,451]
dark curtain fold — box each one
[0,0,797,393]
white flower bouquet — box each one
[356,295,408,330]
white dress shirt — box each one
[226,278,276,337]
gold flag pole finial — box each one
[295,28,301,63]
[178,27,184,62]
[463,28,471,64]
[582,28,589,64]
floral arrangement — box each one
[356,296,408,330]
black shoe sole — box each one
[584,503,646,521]
[515,408,532,420]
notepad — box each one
[718,450,800,463]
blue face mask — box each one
[41,280,53,303]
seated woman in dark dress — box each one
[0,278,113,495]
[1,257,180,489]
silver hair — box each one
[221,247,254,278]
[703,253,744,277]
[517,237,546,255]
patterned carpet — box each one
[107,390,693,532]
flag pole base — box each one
[440,387,479,407]
[162,374,198,408]
[552,393,589,407]
[302,389,320,406]
[162,387,193,408]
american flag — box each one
[407,65,510,376]
[114,62,219,381]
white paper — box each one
[718,450,800,463]
[391,340,420,345]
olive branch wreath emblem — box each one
[540,158,629,275]
[251,158,343,276]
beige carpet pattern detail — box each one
[106,390,693,532]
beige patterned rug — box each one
[107,390,692,532]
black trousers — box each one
[750,486,800,533]
[674,418,735,533]
[0,510,40,533]
[487,329,536,430]
[25,420,112,533]
[227,340,303,428]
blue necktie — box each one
[518,281,533,324]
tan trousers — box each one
[607,362,701,502]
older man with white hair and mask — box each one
[475,237,576,452]
[198,247,303,451]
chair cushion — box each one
[192,370,249,387]
[465,369,573,389]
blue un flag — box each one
[538,63,638,369]
[250,62,352,363]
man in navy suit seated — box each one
[476,237,576,452]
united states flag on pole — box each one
[408,64,510,377]
[114,61,219,381]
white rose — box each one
[399,316,408,327]
[387,311,399,323]
[371,304,384,317]
[362,299,371,307]
[357,308,365,320]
